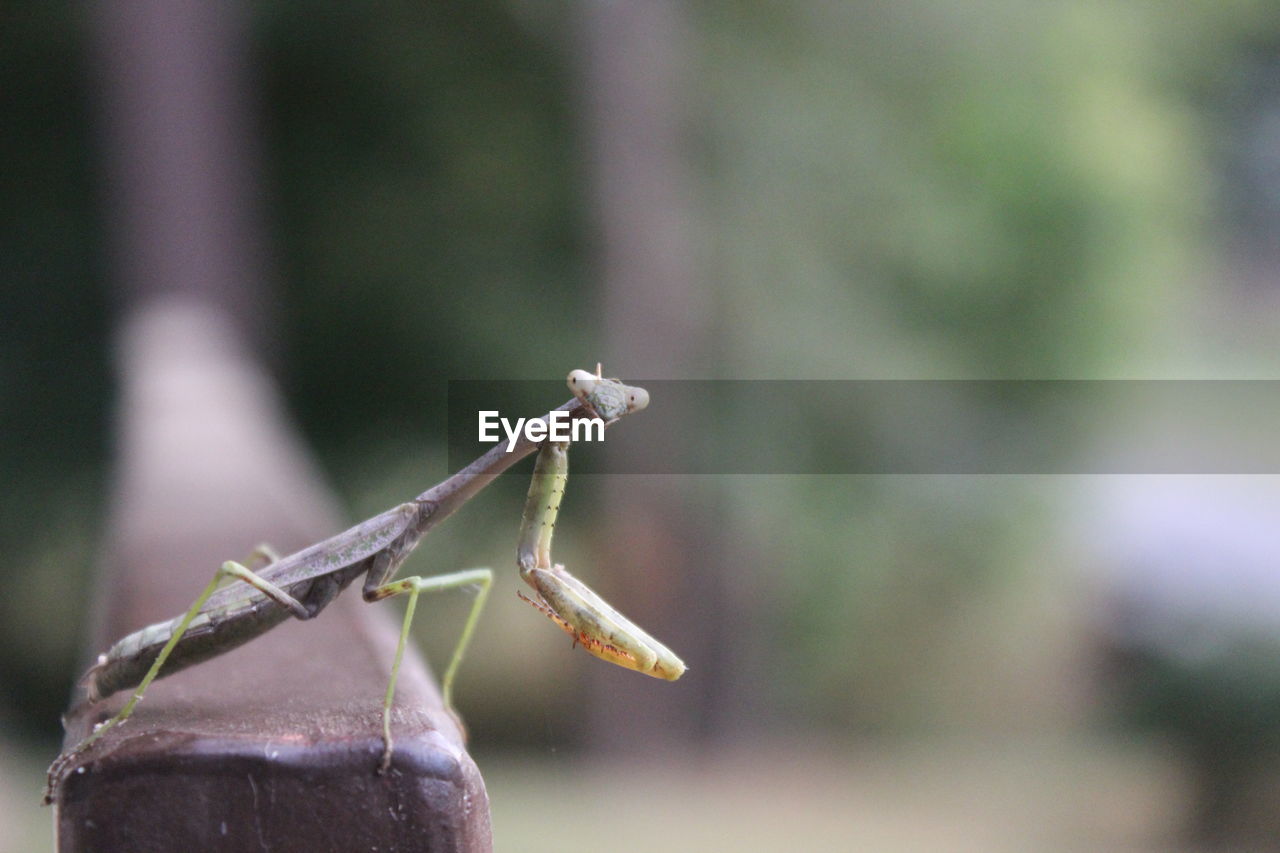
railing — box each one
[52,300,491,851]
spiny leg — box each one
[365,568,492,773]
[45,560,308,800]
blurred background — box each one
[6,0,1280,849]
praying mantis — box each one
[45,367,683,803]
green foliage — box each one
[254,0,587,455]
[696,0,1277,729]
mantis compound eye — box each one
[627,387,650,412]
[567,368,598,396]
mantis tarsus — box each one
[45,367,678,803]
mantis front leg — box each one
[516,441,685,681]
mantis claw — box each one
[519,565,682,680]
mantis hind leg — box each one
[44,559,308,803]
[247,542,282,567]
[365,568,492,773]
[100,560,308,726]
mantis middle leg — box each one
[364,567,493,772]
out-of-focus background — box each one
[6,1,1280,850]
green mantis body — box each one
[46,368,680,802]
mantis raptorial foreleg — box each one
[365,567,492,772]
[516,438,685,681]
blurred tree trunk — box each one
[575,0,744,752]
[90,0,275,353]
[86,0,279,671]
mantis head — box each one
[567,367,649,421]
